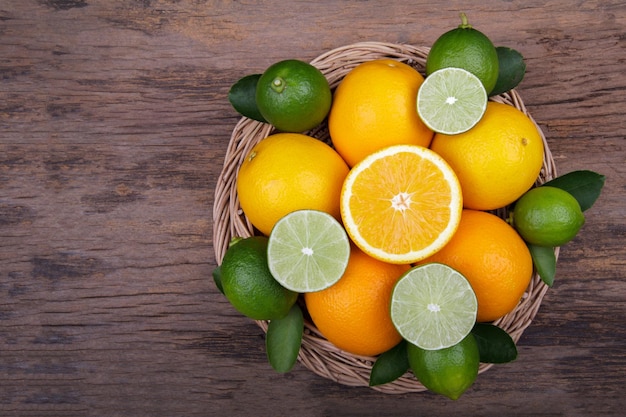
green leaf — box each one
[266,304,304,373]
[490,46,526,96]
[212,265,224,294]
[228,74,268,122]
[542,170,606,211]
[528,243,557,287]
[471,323,518,364]
[369,340,409,386]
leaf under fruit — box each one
[542,170,605,212]
[212,265,224,294]
[369,340,409,386]
[490,46,526,96]
[471,323,517,363]
[266,304,304,373]
[228,74,268,122]
[528,244,557,287]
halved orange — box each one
[340,144,463,264]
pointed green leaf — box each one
[528,243,557,287]
[471,323,517,363]
[212,265,224,294]
[490,46,526,96]
[266,304,304,373]
[369,340,409,386]
[228,74,268,122]
[542,170,605,211]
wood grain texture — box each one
[1,1,624,416]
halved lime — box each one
[417,67,487,135]
[390,263,478,350]
[267,209,350,292]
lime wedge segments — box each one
[267,210,350,293]
[390,263,478,350]
[417,67,488,135]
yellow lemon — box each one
[430,101,544,210]
[236,133,349,236]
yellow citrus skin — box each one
[304,245,410,357]
[236,133,349,236]
[430,101,544,211]
[420,209,533,323]
[328,59,434,167]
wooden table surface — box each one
[1,1,625,416]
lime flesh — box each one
[267,210,350,292]
[390,263,478,350]
[417,67,487,135]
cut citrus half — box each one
[390,263,478,350]
[267,209,350,292]
[340,144,463,264]
[417,67,488,135]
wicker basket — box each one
[213,41,558,394]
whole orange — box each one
[236,133,349,236]
[304,245,410,357]
[430,101,544,210]
[328,59,434,167]
[420,209,533,323]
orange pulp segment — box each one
[340,144,463,264]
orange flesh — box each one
[345,150,457,258]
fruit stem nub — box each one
[459,12,472,29]
[228,236,244,248]
[271,77,286,93]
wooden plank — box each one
[1,1,624,415]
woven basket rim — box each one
[212,41,558,394]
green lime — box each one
[416,67,487,135]
[408,333,480,400]
[267,210,350,292]
[426,12,499,94]
[220,236,298,320]
[512,186,585,247]
[390,263,478,351]
[256,59,332,133]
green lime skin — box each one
[512,186,585,247]
[256,59,332,133]
[408,333,480,400]
[426,13,499,94]
[220,236,298,320]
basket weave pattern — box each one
[213,42,558,394]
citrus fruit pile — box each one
[216,13,605,399]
